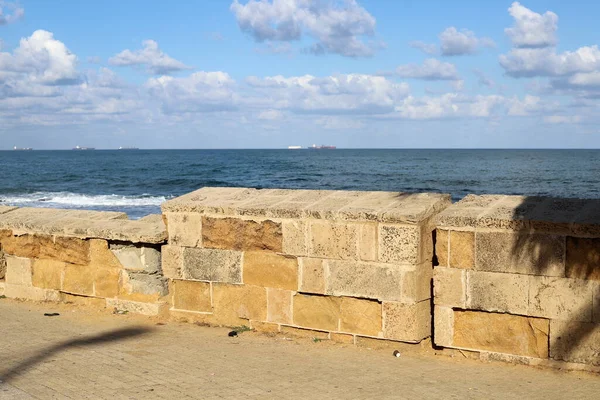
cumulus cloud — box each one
[505,2,558,48]
[395,58,459,81]
[439,27,495,56]
[0,1,24,25]
[109,40,191,74]
[145,71,238,113]
[230,0,380,57]
[500,46,600,78]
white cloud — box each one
[145,71,238,113]
[408,41,437,55]
[0,30,79,85]
[473,69,495,87]
[565,71,600,88]
[543,115,582,124]
[0,1,24,25]
[439,27,495,56]
[257,109,284,120]
[505,95,558,116]
[230,0,380,57]
[396,58,459,81]
[316,116,365,130]
[500,46,600,77]
[505,2,558,48]
[109,40,191,74]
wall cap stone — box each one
[162,187,451,224]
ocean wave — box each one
[0,192,169,208]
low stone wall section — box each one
[162,187,450,343]
[434,195,600,367]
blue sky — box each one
[1,0,599,149]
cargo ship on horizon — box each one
[13,146,33,151]
[72,146,95,150]
[308,144,336,149]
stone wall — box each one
[434,195,600,367]
[161,187,450,343]
[0,206,168,315]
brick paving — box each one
[1,299,599,400]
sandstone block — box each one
[62,264,94,296]
[2,234,90,265]
[550,320,600,365]
[468,271,529,314]
[182,247,242,283]
[106,298,165,316]
[308,221,358,260]
[282,220,308,256]
[89,239,122,270]
[433,306,454,347]
[382,300,430,342]
[330,333,355,344]
[60,293,106,308]
[529,276,594,322]
[243,251,298,290]
[249,321,280,333]
[202,217,282,252]
[402,263,433,303]
[211,283,267,326]
[326,259,404,302]
[435,229,449,267]
[161,245,182,279]
[299,258,326,294]
[566,237,600,280]
[449,231,474,269]
[339,297,382,336]
[5,256,32,286]
[378,224,420,264]
[475,231,565,276]
[110,245,161,273]
[31,259,65,290]
[120,271,167,302]
[453,310,549,359]
[293,294,340,331]
[165,212,203,247]
[359,223,378,261]
[267,288,293,324]
[280,326,330,340]
[93,267,121,298]
[433,267,466,307]
[171,279,212,312]
[4,283,61,302]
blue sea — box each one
[1,149,599,219]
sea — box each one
[1,149,599,219]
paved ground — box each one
[0,299,599,400]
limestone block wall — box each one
[0,207,168,315]
[434,195,600,367]
[162,187,450,343]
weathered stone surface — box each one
[106,298,165,316]
[5,256,32,286]
[339,297,382,336]
[60,293,106,308]
[401,263,433,303]
[550,320,600,365]
[89,239,122,269]
[31,259,65,290]
[309,221,358,260]
[299,258,326,294]
[93,267,121,298]
[359,223,378,261]
[1,234,90,265]
[566,237,600,281]
[202,217,282,252]
[378,224,419,264]
[449,231,474,269]
[293,294,340,331]
[267,288,293,324]
[120,271,167,302]
[243,251,298,290]
[453,310,549,359]
[280,326,330,340]
[110,245,161,273]
[211,283,267,326]
[161,245,182,279]
[282,220,308,256]
[529,276,594,322]
[433,267,466,307]
[330,333,355,344]
[468,271,529,314]
[326,260,404,302]
[182,247,242,283]
[435,229,448,267]
[165,212,203,247]
[382,300,430,342]
[171,279,212,312]
[4,283,61,302]
[475,231,565,276]
[62,264,94,296]
[249,321,280,333]
[594,283,600,323]
[433,306,454,347]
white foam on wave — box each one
[0,192,169,208]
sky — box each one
[1,0,600,149]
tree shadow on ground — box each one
[0,326,154,382]
[509,196,599,364]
